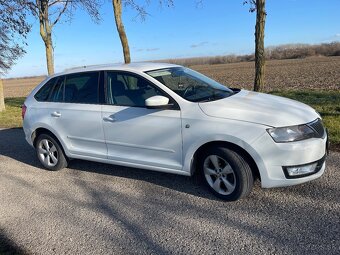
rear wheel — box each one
[199,147,254,201]
[36,134,68,171]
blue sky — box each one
[6,0,340,78]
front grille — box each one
[308,118,326,138]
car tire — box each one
[35,134,68,171]
[199,146,254,201]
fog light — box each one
[287,163,318,176]
[283,162,318,178]
[283,155,326,179]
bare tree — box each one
[112,0,131,63]
[111,0,173,64]
[24,0,101,75]
[0,1,30,111]
[244,0,266,92]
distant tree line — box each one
[266,42,340,59]
[163,42,340,67]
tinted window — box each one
[106,72,165,107]
[34,77,58,102]
[64,72,99,104]
[146,67,234,102]
[49,76,65,102]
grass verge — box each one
[0,97,24,128]
[0,91,339,150]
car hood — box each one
[198,90,319,127]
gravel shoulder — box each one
[0,128,339,255]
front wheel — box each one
[36,134,68,171]
[199,147,254,201]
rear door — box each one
[46,71,107,159]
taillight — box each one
[21,104,27,119]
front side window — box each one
[146,67,234,102]
[106,72,165,107]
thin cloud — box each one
[190,41,209,48]
[322,33,340,42]
[136,48,160,52]
[146,48,160,52]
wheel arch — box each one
[31,127,69,159]
[190,140,261,181]
[32,128,56,147]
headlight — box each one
[267,124,316,143]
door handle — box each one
[103,116,116,122]
[51,111,61,117]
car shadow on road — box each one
[0,128,219,201]
[69,158,223,200]
[0,128,39,167]
[0,228,28,255]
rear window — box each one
[38,72,100,104]
[34,77,58,102]
[49,77,65,102]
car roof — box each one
[53,62,181,77]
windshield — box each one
[145,67,234,102]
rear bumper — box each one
[23,123,34,147]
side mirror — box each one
[145,95,171,109]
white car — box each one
[22,63,328,201]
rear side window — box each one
[50,77,65,103]
[34,77,58,102]
[64,72,99,104]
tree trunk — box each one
[254,0,266,92]
[44,36,54,75]
[38,0,55,75]
[0,79,5,112]
[112,0,131,64]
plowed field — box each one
[3,56,340,98]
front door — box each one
[102,71,183,170]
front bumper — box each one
[251,132,327,188]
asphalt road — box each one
[0,128,339,255]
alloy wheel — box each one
[203,155,236,195]
[37,139,59,167]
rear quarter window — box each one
[34,77,58,102]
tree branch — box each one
[51,0,69,27]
